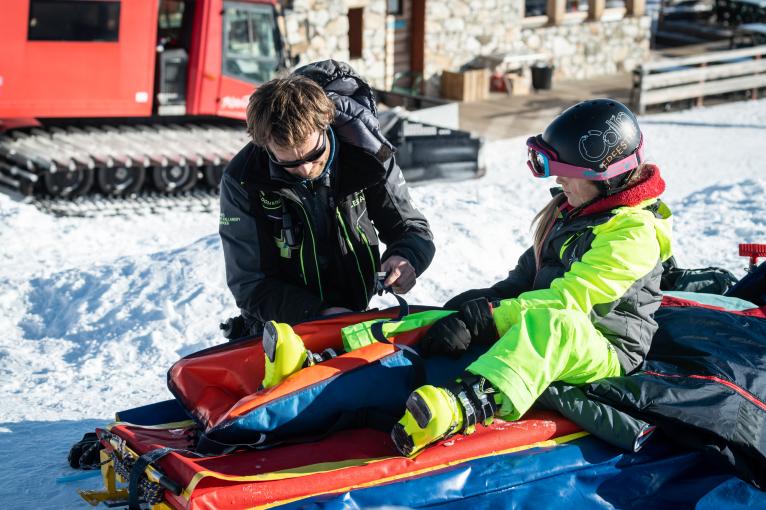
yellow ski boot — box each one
[261,321,339,389]
[391,375,500,456]
[262,321,310,389]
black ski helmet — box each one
[541,98,643,194]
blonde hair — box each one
[530,163,651,266]
[246,75,335,147]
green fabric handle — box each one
[341,309,454,352]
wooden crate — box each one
[440,69,490,102]
[505,71,531,96]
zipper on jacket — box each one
[357,226,377,280]
[299,237,307,286]
[298,201,323,301]
[336,208,369,301]
[642,370,766,411]
[281,190,323,301]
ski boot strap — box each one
[446,374,499,432]
[306,348,339,366]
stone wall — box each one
[424,0,524,79]
[281,0,388,88]
[424,1,651,95]
[520,16,652,80]
[280,1,651,97]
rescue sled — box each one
[72,259,766,509]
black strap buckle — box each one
[447,375,499,433]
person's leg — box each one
[393,308,622,455]
[468,307,622,420]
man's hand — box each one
[321,306,353,316]
[381,255,417,294]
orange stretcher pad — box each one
[88,298,766,508]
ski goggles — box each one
[526,135,644,181]
[267,130,327,168]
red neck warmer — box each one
[576,164,665,217]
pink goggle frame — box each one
[526,135,644,181]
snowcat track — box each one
[28,189,219,218]
[0,116,485,215]
[0,122,248,201]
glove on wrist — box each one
[459,298,497,346]
[419,298,497,358]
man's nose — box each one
[294,162,313,177]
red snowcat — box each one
[0,0,483,208]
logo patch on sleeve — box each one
[219,214,241,226]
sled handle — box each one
[739,243,766,269]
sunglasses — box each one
[267,130,327,168]
[526,135,644,181]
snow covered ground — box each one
[1,99,765,508]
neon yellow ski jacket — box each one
[490,166,672,373]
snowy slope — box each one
[1,99,765,508]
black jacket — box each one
[586,299,766,489]
[219,61,434,328]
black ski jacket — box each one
[585,298,766,489]
[219,61,434,329]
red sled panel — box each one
[104,410,583,509]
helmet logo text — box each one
[577,112,636,167]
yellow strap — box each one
[106,419,196,431]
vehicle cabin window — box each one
[158,0,186,47]
[223,4,280,84]
[28,0,121,42]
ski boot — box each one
[391,374,501,456]
[261,321,337,389]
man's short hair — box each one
[246,75,335,148]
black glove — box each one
[219,315,262,341]
[419,314,472,358]
[419,298,497,358]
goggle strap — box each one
[527,136,644,181]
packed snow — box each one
[1,99,765,508]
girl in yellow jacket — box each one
[392,98,672,456]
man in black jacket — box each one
[219,61,435,337]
